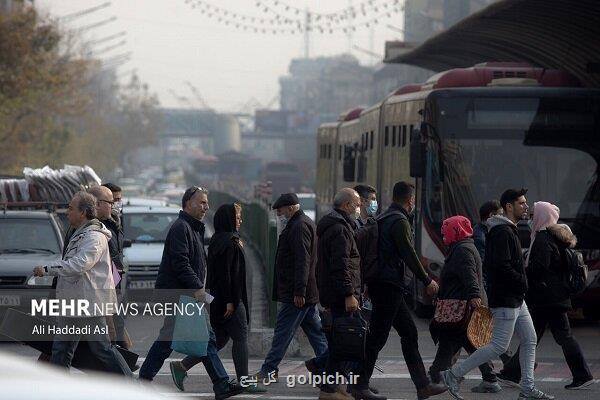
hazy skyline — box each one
[37,0,404,113]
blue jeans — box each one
[139,315,230,393]
[261,303,329,373]
[451,302,537,392]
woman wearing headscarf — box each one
[170,203,264,393]
[429,215,501,394]
[498,202,593,390]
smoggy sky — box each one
[37,0,404,112]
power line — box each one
[87,31,127,47]
[59,2,111,22]
[74,16,117,33]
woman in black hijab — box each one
[171,203,259,392]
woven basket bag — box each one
[467,306,493,349]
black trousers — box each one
[358,283,429,390]
[429,334,497,383]
[502,306,592,382]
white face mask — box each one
[354,206,361,220]
[278,215,289,227]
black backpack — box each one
[564,248,588,295]
[355,210,405,285]
[355,218,379,285]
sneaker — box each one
[497,372,521,388]
[517,388,554,400]
[215,380,244,400]
[243,385,268,393]
[471,381,502,393]
[169,361,187,392]
[440,370,462,400]
[565,378,595,390]
[252,369,279,384]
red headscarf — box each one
[441,215,473,246]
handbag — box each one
[330,312,369,362]
[171,295,209,357]
[431,299,472,331]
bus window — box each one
[402,126,407,147]
[385,126,389,146]
[339,145,342,160]
[343,144,356,182]
[392,126,397,146]
[328,144,332,159]
[370,131,374,149]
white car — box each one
[122,205,213,295]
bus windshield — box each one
[426,94,600,249]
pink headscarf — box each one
[441,215,473,246]
[526,201,560,266]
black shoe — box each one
[496,372,520,388]
[368,385,379,394]
[348,387,387,400]
[305,358,323,375]
[565,378,595,390]
[417,382,448,400]
[215,380,244,400]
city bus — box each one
[316,62,600,318]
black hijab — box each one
[209,203,240,255]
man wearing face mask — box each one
[254,193,328,382]
[355,181,446,400]
[353,185,378,227]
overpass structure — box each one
[385,0,600,87]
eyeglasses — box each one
[98,199,115,205]
[189,186,207,198]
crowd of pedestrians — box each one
[30,181,594,400]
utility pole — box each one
[303,7,310,58]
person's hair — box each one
[102,182,122,193]
[233,203,242,215]
[392,181,415,204]
[333,188,358,208]
[74,191,97,220]
[181,186,209,209]
[353,184,376,199]
[479,200,502,222]
[499,188,528,211]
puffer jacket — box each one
[438,238,485,304]
[525,224,576,311]
[45,219,117,317]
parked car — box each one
[0,210,63,322]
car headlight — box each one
[27,275,55,287]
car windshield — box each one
[123,213,179,242]
[425,95,600,248]
[0,218,60,254]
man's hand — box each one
[425,280,439,297]
[469,298,482,308]
[224,303,235,318]
[33,266,45,277]
[345,295,359,313]
[193,288,205,302]
[294,295,305,308]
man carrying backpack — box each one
[498,202,594,391]
[354,182,446,400]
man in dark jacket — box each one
[316,188,362,400]
[443,189,554,400]
[256,193,328,380]
[139,187,241,400]
[89,185,129,348]
[356,182,445,400]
